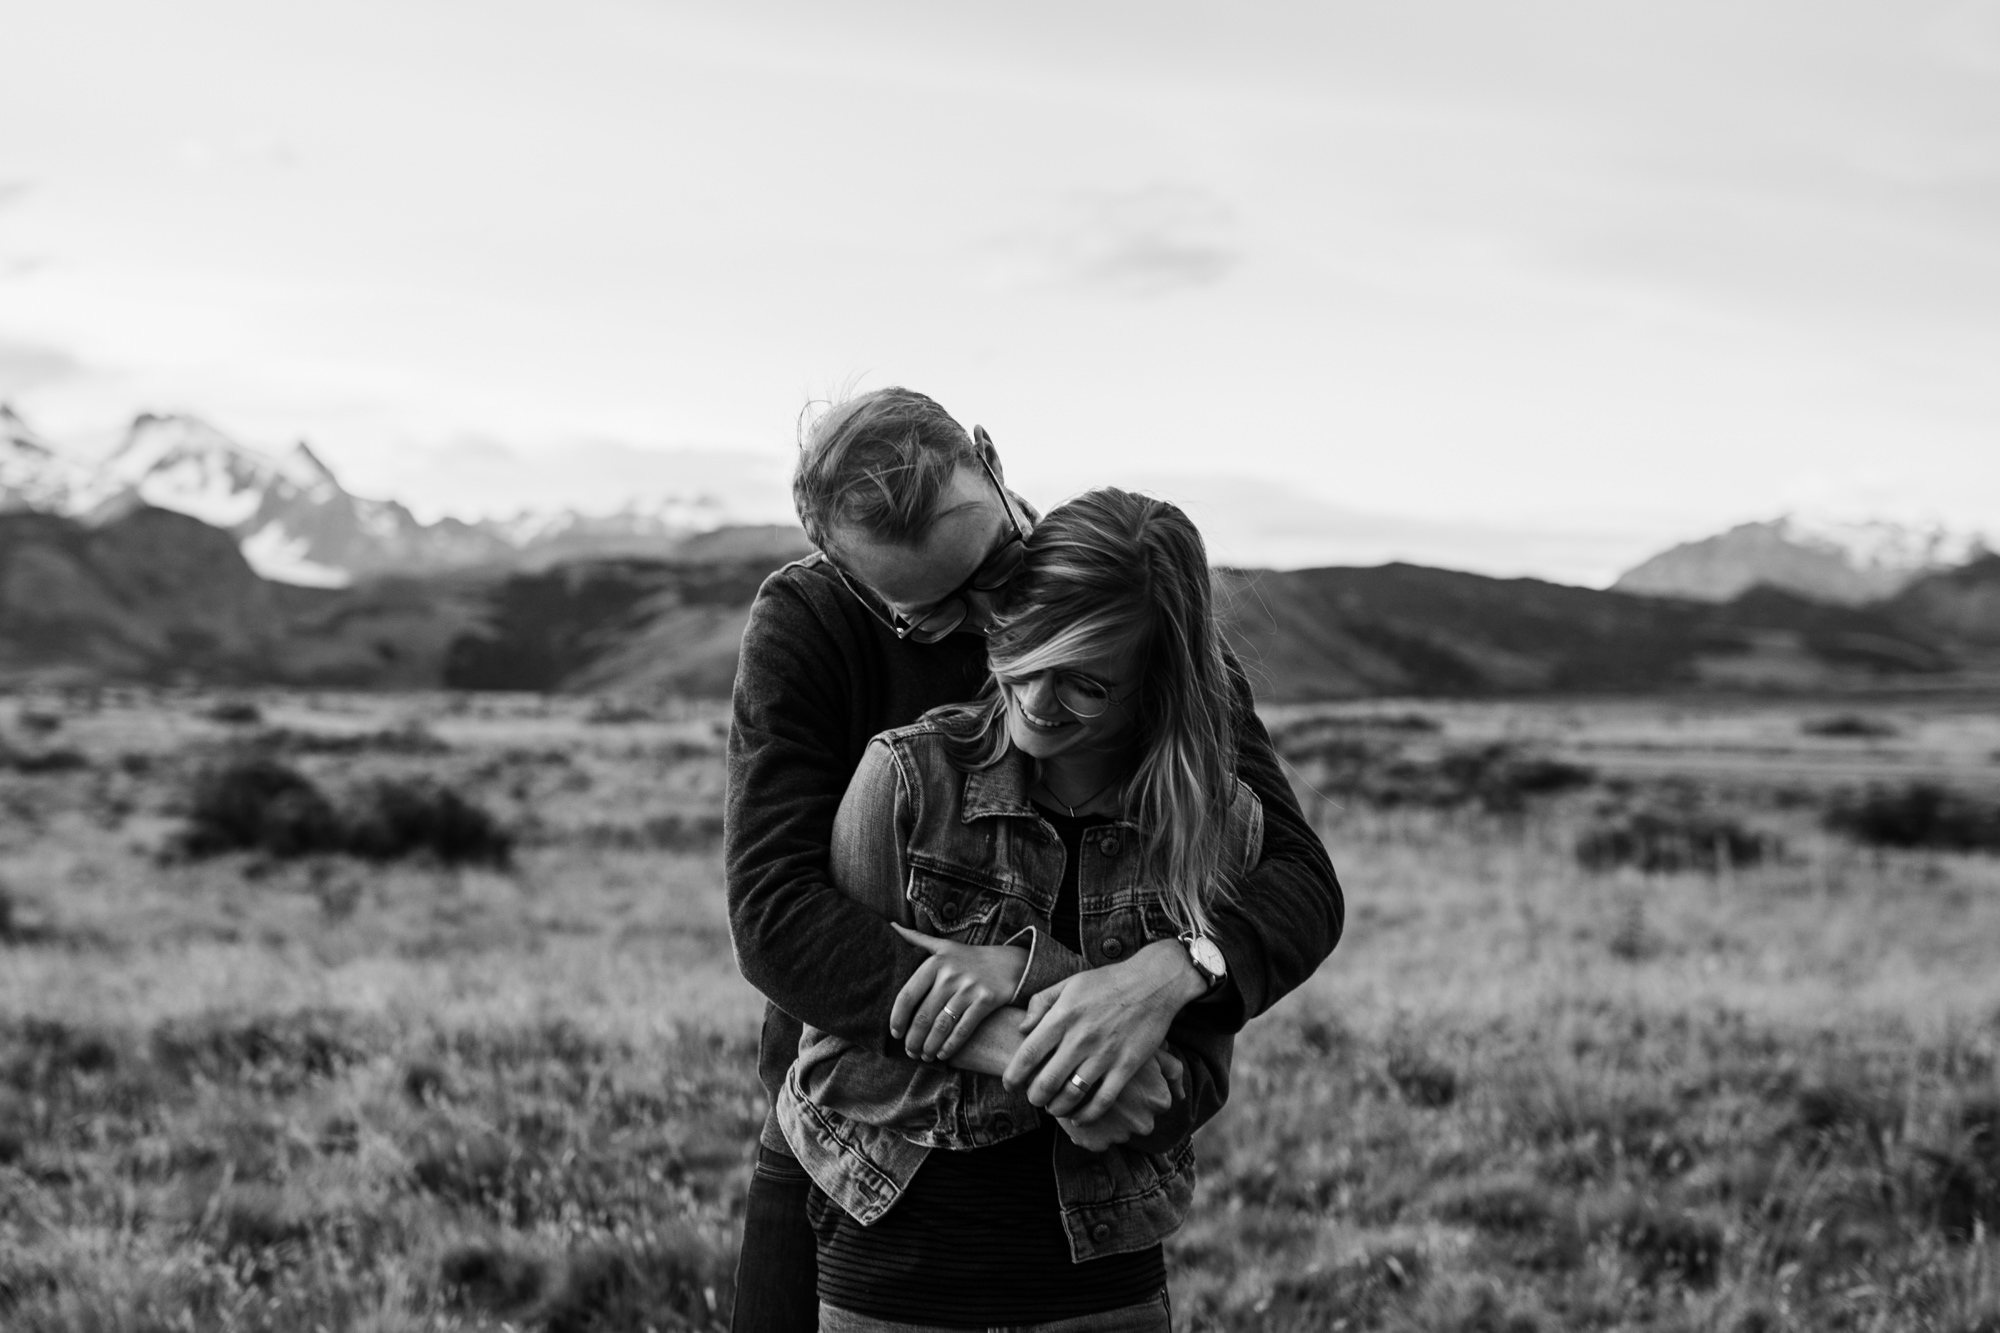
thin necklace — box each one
[1035,769,1124,818]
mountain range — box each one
[3,401,1996,699]
[0,405,751,586]
[1611,515,1989,606]
[4,500,1996,699]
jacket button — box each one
[1101,937,1124,959]
[1090,1222,1112,1243]
[1098,835,1120,856]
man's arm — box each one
[726,572,934,1050]
[1204,655,1344,1024]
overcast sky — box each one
[3,0,1996,581]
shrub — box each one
[179,756,344,858]
[16,709,62,736]
[1387,1045,1460,1108]
[176,756,510,865]
[440,1243,552,1316]
[1576,805,1782,874]
[342,779,513,867]
[202,699,264,725]
[577,812,725,852]
[1288,739,1595,814]
[542,1234,728,1333]
[250,722,449,756]
[1825,782,2000,854]
[1802,713,1898,739]
[0,743,89,775]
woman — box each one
[776,488,1264,1331]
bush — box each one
[177,755,510,866]
[0,743,88,775]
[1576,805,1782,874]
[1283,737,1595,814]
[1802,713,1898,739]
[16,709,62,736]
[202,699,264,725]
[577,812,724,852]
[343,779,513,867]
[180,756,344,858]
[1825,782,2000,854]
[250,723,449,756]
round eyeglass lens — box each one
[1052,674,1114,717]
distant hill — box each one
[0,506,305,682]
[3,507,1989,699]
[1886,553,2000,648]
[1218,563,1955,701]
[0,403,799,587]
[1614,516,1987,605]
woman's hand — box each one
[889,924,1029,1062]
[1055,1047,1186,1153]
[1005,939,1206,1121]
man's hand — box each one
[1055,1047,1185,1153]
[888,924,1028,1062]
[1004,939,1206,1122]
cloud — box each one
[365,433,796,525]
[0,182,29,208]
[984,184,1240,298]
[0,339,84,396]
[1100,470,1675,586]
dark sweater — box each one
[724,552,1344,1116]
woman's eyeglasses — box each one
[996,670,1134,719]
[826,451,1031,643]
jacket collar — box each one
[960,746,1039,821]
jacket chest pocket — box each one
[906,868,1008,944]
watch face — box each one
[1190,937,1226,980]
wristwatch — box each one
[1177,931,1227,995]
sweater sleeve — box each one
[725,572,927,1051]
[1201,654,1345,1029]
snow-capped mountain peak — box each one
[4,404,776,586]
[1,402,94,513]
[92,413,339,528]
[1614,513,1991,605]
[1777,513,1986,577]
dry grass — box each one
[3,689,1999,1330]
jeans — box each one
[731,1144,819,1333]
[818,1289,1172,1333]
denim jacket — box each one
[776,715,1264,1262]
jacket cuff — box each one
[1002,925,1089,1003]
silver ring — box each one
[1068,1073,1090,1091]
[938,1007,959,1024]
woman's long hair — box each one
[936,487,1239,936]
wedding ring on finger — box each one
[938,1007,959,1025]
[1067,1072,1091,1092]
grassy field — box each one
[3,689,1999,1331]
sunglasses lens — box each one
[904,601,966,643]
[971,538,1027,593]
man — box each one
[725,387,1343,1331]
